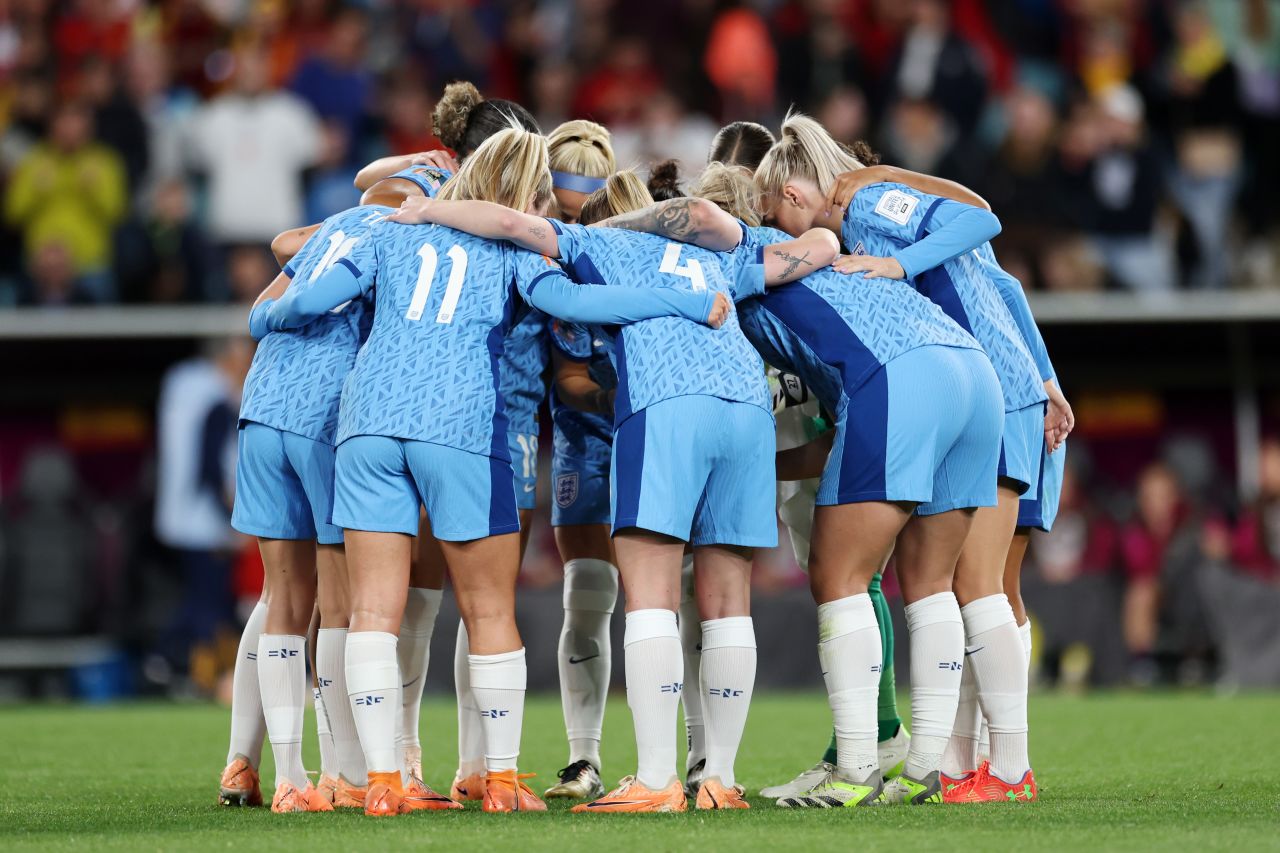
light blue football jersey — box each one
[541,222,770,424]
[500,307,549,438]
[239,205,387,445]
[735,225,983,412]
[334,220,523,458]
[845,183,1046,412]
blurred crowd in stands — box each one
[1,0,1279,306]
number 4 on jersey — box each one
[659,243,707,292]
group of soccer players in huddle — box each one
[216,78,1073,816]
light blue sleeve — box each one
[248,300,273,341]
[264,260,364,332]
[514,251,716,326]
[525,266,716,326]
[891,199,1002,280]
[983,250,1054,381]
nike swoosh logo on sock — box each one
[963,646,984,656]
[401,676,420,689]
[568,654,600,664]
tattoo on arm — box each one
[528,224,547,240]
[771,248,813,280]
[599,199,701,242]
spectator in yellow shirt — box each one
[5,100,126,302]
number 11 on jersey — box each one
[405,242,469,323]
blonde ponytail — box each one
[437,125,552,212]
[754,111,865,200]
[578,170,654,225]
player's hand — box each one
[411,150,459,174]
[822,166,890,220]
[1044,379,1074,453]
[706,291,733,329]
[388,196,434,224]
[832,254,905,279]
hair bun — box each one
[848,140,881,167]
[433,81,483,151]
[647,159,683,200]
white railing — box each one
[1,292,1280,339]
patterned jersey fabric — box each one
[547,221,770,424]
[334,219,524,458]
[735,225,982,413]
[239,205,386,445]
[499,306,550,437]
[845,183,1046,411]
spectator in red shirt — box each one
[1119,462,1188,680]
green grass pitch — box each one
[2,691,1277,851]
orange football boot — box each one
[316,774,340,805]
[482,769,547,813]
[332,776,367,808]
[571,776,688,814]
[218,755,263,807]
[364,771,410,817]
[695,777,750,810]
[404,775,463,811]
[940,770,975,796]
[271,781,336,813]
[944,762,1038,804]
[451,772,486,802]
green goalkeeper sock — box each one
[869,572,902,742]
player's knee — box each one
[564,558,618,612]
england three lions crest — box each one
[555,472,579,508]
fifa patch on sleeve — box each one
[874,190,918,226]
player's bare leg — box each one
[255,538,327,812]
[777,501,907,808]
[877,508,972,805]
[443,532,544,812]
[400,510,445,783]
[690,544,754,809]
[315,543,367,806]
[573,531,688,813]
[344,530,413,814]
[943,485,1034,800]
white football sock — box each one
[699,617,755,789]
[257,634,308,789]
[398,588,443,757]
[317,627,365,783]
[1019,617,1033,668]
[963,594,1030,783]
[677,555,705,772]
[942,664,981,777]
[227,600,267,767]
[817,594,880,785]
[345,631,400,775]
[454,621,485,777]
[314,687,338,778]
[625,608,683,790]
[904,591,964,780]
[558,558,617,769]
[469,648,527,773]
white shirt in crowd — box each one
[186,91,321,244]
